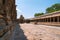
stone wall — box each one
[0,0,17,40]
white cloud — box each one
[16,8,24,18]
[16,8,22,12]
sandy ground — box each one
[10,23,60,40]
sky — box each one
[16,0,60,19]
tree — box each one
[52,3,60,11]
[46,7,55,13]
[19,15,25,23]
[46,3,60,13]
[34,13,44,17]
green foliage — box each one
[46,3,60,13]
[34,13,44,17]
[52,3,60,11]
[46,7,55,13]
[34,3,60,17]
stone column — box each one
[41,19,43,22]
[59,16,60,22]
[48,18,50,22]
[45,18,46,22]
[50,17,51,22]
[47,18,48,22]
[43,19,44,22]
[53,17,55,22]
[39,19,41,22]
[41,19,42,22]
[57,16,59,23]
[44,19,45,22]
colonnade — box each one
[39,16,60,22]
[30,16,60,22]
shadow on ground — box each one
[11,24,27,40]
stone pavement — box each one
[10,23,60,40]
[20,23,60,40]
[10,24,27,40]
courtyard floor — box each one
[11,23,60,40]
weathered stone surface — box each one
[0,19,6,26]
[0,19,6,36]
[0,0,17,40]
[20,23,60,40]
[0,23,15,40]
